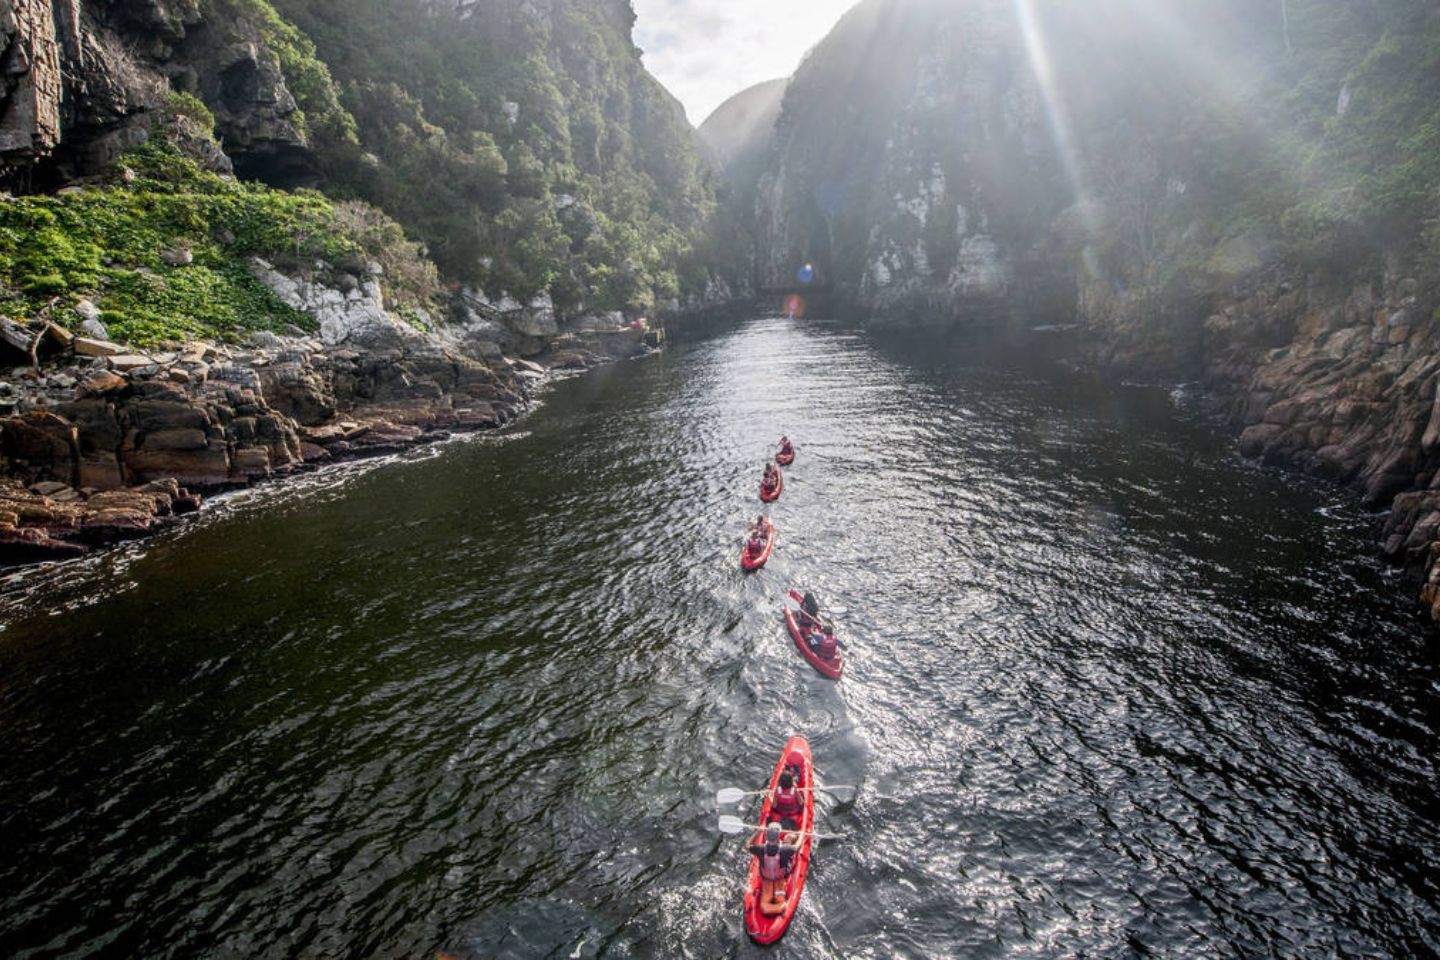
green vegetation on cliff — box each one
[259,0,717,312]
[203,0,358,148]
[1065,0,1440,282]
[1282,0,1440,261]
[0,127,431,348]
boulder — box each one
[80,507,155,542]
[75,337,126,357]
[231,447,271,479]
[298,441,330,462]
[142,428,210,452]
[44,323,74,348]
[123,441,230,488]
[108,354,157,372]
[74,299,105,330]
[0,412,78,480]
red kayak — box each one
[784,606,844,680]
[741,521,776,571]
[743,735,815,944]
[776,446,795,466]
[760,467,783,502]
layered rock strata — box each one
[0,284,667,564]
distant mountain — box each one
[697,78,788,174]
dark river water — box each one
[2,316,1439,958]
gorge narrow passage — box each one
[2,316,1437,958]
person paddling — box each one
[779,436,793,457]
[747,516,770,555]
[796,591,822,630]
[748,822,800,911]
[812,625,840,661]
[762,462,779,491]
[767,770,804,829]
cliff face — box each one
[749,0,1073,314]
[267,0,723,315]
[0,0,330,190]
[742,0,1440,618]
[1,0,728,318]
[0,0,686,565]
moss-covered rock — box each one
[0,137,432,349]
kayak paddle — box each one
[786,589,848,620]
[717,814,847,841]
[716,784,859,806]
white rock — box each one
[74,299,101,323]
[949,235,1010,296]
[247,258,427,352]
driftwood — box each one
[29,326,45,375]
[0,317,32,356]
[32,298,60,374]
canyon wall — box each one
[730,0,1440,619]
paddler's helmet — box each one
[766,822,782,841]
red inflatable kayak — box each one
[741,522,776,571]
[743,735,815,945]
[776,446,795,466]
[760,467,783,502]
[784,607,844,680]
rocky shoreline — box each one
[0,304,664,567]
[1078,266,1440,624]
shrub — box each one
[165,91,216,133]
[0,138,368,347]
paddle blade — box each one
[820,784,858,804]
[715,787,748,806]
[717,814,749,835]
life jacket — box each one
[772,784,801,819]
[759,843,788,881]
[818,633,838,659]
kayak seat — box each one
[759,879,789,915]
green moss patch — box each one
[0,139,363,348]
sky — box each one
[631,0,858,125]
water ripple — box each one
[1,317,1438,958]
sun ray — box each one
[1010,0,1093,227]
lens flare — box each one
[1011,0,1094,230]
[796,263,815,286]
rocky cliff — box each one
[0,0,692,564]
[745,0,1061,312]
[739,0,1440,620]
